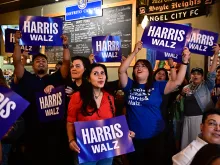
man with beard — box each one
[12,31,70,165]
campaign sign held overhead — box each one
[186,28,219,56]
[19,16,63,46]
[5,28,40,54]
[74,115,135,164]
[35,86,65,122]
[92,36,122,62]
[0,86,29,140]
[141,21,191,55]
[65,0,102,21]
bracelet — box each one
[63,44,69,49]
[69,139,75,143]
[182,61,189,65]
[170,66,175,69]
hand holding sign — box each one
[69,139,80,153]
[15,31,21,44]
[182,47,191,63]
[61,34,69,45]
[65,86,74,97]
[213,43,220,55]
[133,41,143,54]
[44,85,55,94]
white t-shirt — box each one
[172,136,207,165]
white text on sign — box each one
[0,93,16,119]
[23,21,58,42]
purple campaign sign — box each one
[19,16,63,46]
[0,86,29,140]
[74,115,135,164]
[156,51,182,63]
[35,86,65,122]
[92,36,122,62]
[141,21,191,54]
[186,28,219,56]
[5,28,40,54]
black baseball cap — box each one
[191,67,203,75]
[32,53,48,62]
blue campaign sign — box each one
[35,86,65,122]
[74,115,135,164]
[5,28,40,54]
[156,51,182,63]
[186,28,219,56]
[141,21,192,55]
[0,86,29,140]
[92,36,122,62]
[19,16,63,46]
[65,0,102,21]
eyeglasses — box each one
[206,120,220,129]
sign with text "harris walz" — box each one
[5,28,40,54]
[74,115,135,164]
[65,0,102,21]
[19,16,63,46]
[92,36,122,62]
[141,21,191,55]
[0,86,29,140]
[186,28,219,56]
[35,86,65,122]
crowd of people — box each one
[0,32,220,165]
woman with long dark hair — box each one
[67,63,134,165]
[118,41,190,165]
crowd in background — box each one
[0,32,220,165]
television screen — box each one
[1,25,19,44]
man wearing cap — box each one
[12,31,70,165]
[180,44,220,150]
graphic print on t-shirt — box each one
[128,87,154,106]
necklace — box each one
[94,91,101,99]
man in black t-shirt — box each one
[12,31,70,165]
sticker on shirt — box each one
[128,88,154,106]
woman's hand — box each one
[44,85,55,94]
[133,41,143,54]
[213,43,220,55]
[65,86,74,97]
[69,140,80,153]
[182,47,191,63]
[129,131,135,138]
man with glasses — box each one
[172,108,220,165]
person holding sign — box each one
[12,31,70,165]
[180,44,220,150]
[67,63,133,165]
[118,41,190,165]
